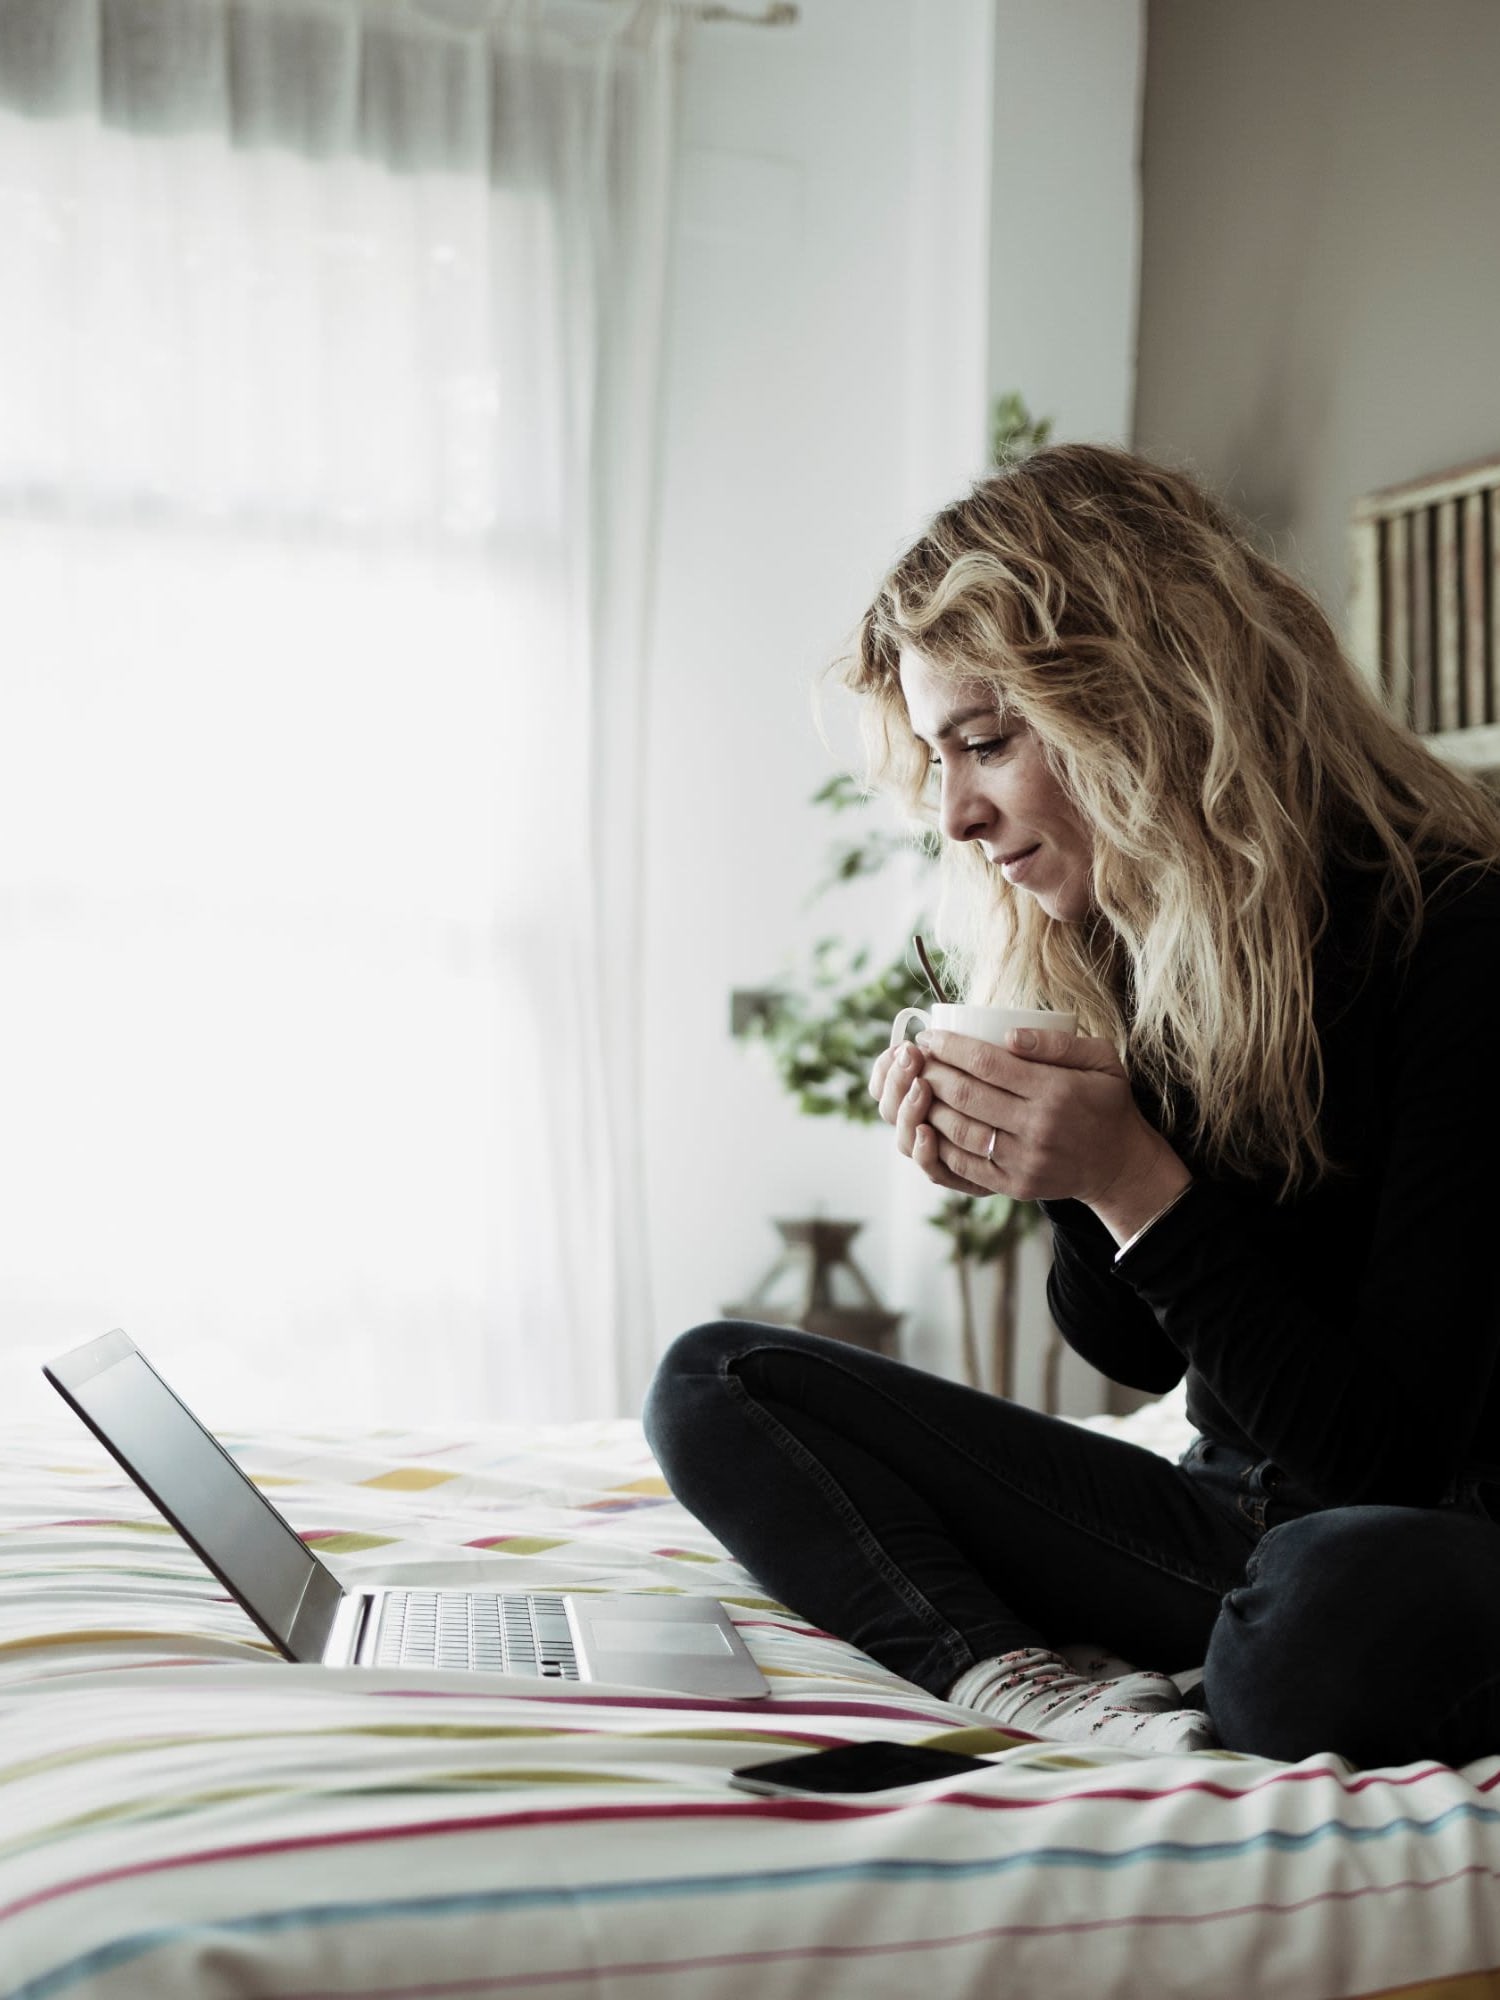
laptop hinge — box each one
[320,1588,375,1666]
[351,1589,378,1665]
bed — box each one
[1,1381,1497,1999]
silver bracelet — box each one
[1112,1180,1195,1266]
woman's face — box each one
[899,649,1095,924]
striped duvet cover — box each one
[0,1398,1497,1999]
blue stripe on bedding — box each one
[20,1800,1500,2000]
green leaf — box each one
[990,389,1054,469]
[810,772,870,812]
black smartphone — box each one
[729,1739,992,1796]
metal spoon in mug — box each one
[913,934,949,1006]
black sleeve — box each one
[1038,1198,1188,1395]
[1108,875,1500,1507]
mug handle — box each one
[889,1006,931,1049]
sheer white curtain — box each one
[0,0,684,1426]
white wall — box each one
[990,0,1146,450]
[640,0,1146,1412]
[640,0,993,1368]
[1135,0,1500,621]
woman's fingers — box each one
[905,1082,993,1192]
[919,1053,1008,1126]
[875,1044,925,1128]
[873,1042,993,1193]
[894,1071,929,1156]
[924,1096,1005,1161]
[912,1054,1012,1165]
[868,1045,896,1103]
[914,1124,991,1194]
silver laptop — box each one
[44,1330,767,1699]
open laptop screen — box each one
[44,1329,340,1659]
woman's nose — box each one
[939,769,994,846]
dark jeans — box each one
[642,1320,1500,1768]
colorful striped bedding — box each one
[1,1396,1497,1999]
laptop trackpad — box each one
[590,1617,733,1655]
[575,1596,767,1695]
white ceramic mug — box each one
[889,1001,1077,1048]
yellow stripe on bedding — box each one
[358,1468,459,1491]
[0,1628,203,1654]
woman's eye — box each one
[926,736,1009,779]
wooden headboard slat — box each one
[1348,452,1500,766]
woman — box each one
[644,442,1500,1766]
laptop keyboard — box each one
[374,1590,581,1678]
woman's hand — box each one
[872,1026,1169,1210]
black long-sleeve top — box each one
[1039,851,1500,1509]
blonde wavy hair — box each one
[843,441,1500,1201]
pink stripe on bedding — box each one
[11,1747,1497,1932]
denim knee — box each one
[1205,1505,1500,1767]
[641,1320,743,1474]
